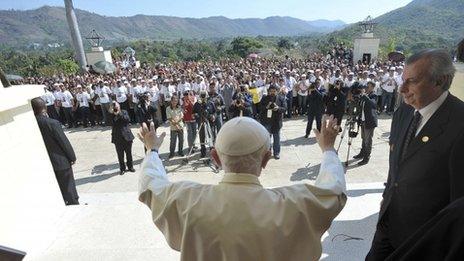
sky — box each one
[0,0,413,23]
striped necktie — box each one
[401,111,422,160]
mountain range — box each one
[329,0,464,50]
[0,6,345,45]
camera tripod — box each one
[337,117,360,167]
[182,119,219,173]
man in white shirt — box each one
[380,68,397,115]
[95,81,112,126]
[42,86,59,121]
[138,115,346,261]
[76,85,91,127]
[284,70,297,118]
[394,66,404,110]
[192,75,207,95]
[297,74,309,115]
[177,75,191,96]
[62,86,74,128]
[116,81,129,111]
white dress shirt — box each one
[415,91,449,135]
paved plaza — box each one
[29,115,394,261]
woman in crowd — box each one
[166,95,184,159]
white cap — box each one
[389,67,396,71]
[215,117,270,156]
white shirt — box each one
[96,86,111,104]
[177,82,191,94]
[192,81,207,94]
[42,90,55,106]
[53,90,64,104]
[161,85,176,102]
[76,91,90,107]
[116,86,128,103]
[415,91,449,135]
[284,76,297,91]
[131,85,143,103]
[62,90,74,108]
[148,85,160,103]
[382,75,396,93]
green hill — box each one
[0,6,345,46]
[328,0,464,52]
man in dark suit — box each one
[31,97,79,205]
[354,81,378,165]
[367,49,464,260]
[111,102,135,175]
[260,84,287,159]
[305,83,324,138]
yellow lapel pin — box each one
[422,136,429,143]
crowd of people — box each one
[29,44,405,165]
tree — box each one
[277,38,292,50]
[230,37,263,57]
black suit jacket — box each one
[259,94,287,132]
[36,115,76,171]
[307,89,324,115]
[380,93,464,248]
[111,110,135,144]
[360,93,378,129]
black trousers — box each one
[115,141,133,171]
[47,105,59,121]
[306,113,322,136]
[361,125,375,158]
[366,210,395,261]
[54,168,79,205]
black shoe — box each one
[304,134,308,138]
[357,158,369,166]
[274,154,280,160]
[168,153,175,159]
[178,152,185,157]
[353,153,364,159]
[119,170,125,175]
[127,168,136,172]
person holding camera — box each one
[229,85,253,118]
[353,81,378,166]
[193,91,216,158]
[208,82,225,143]
[324,80,347,128]
[166,95,184,159]
[111,101,135,175]
[305,83,324,138]
[260,84,287,159]
[137,92,159,138]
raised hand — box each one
[138,121,166,151]
[314,114,339,152]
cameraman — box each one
[137,92,159,129]
[193,91,216,158]
[324,80,347,128]
[208,82,225,142]
[260,84,287,160]
[229,85,253,118]
[305,83,324,138]
[353,81,378,166]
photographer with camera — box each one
[324,80,347,128]
[229,84,253,118]
[110,101,135,175]
[137,92,158,131]
[260,84,287,159]
[353,81,378,165]
[305,82,324,138]
[208,82,225,143]
[193,91,216,158]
